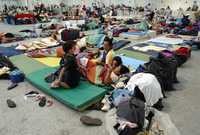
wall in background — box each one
[0,0,199,11]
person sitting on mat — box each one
[96,36,115,66]
[102,56,130,85]
[51,41,80,89]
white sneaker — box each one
[101,99,111,112]
[101,103,111,112]
[101,95,110,104]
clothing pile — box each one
[100,72,164,135]
[136,51,179,92]
[15,37,58,51]
[0,54,16,79]
[160,16,199,36]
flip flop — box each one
[25,91,39,95]
[39,97,46,107]
[7,83,18,90]
[7,99,17,108]
[25,91,39,97]
[80,116,102,126]
[47,100,53,107]
[35,94,45,101]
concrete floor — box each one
[0,23,200,135]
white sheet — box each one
[149,36,184,45]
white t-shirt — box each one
[126,73,163,106]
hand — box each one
[53,80,60,86]
[108,65,113,72]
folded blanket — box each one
[16,37,58,51]
[27,47,64,58]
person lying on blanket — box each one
[96,36,115,66]
[102,56,130,85]
[0,32,16,44]
[50,41,80,89]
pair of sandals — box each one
[36,94,53,107]
[25,91,53,107]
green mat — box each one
[26,68,107,111]
[116,49,149,62]
[10,54,48,75]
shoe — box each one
[39,97,46,107]
[101,95,110,104]
[7,99,17,108]
[101,102,111,112]
[7,83,18,90]
[47,100,53,107]
[80,116,102,126]
[25,91,39,97]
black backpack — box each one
[157,52,178,83]
[144,57,176,91]
[61,29,80,41]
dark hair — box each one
[4,33,15,38]
[62,40,76,53]
[104,36,113,47]
[120,65,130,75]
[113,56,122,67]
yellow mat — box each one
[34,57,61,67]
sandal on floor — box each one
[7,99,17,108]
[39,97,46,107]
[80,116,102,126]
[47,100,53,107]
[7,83,18,90]
[35,94,45,101]
[25,91,39,97]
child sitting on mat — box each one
[50,41,80,89]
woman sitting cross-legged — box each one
[51,40,80,89]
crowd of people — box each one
[1,1,200,135]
